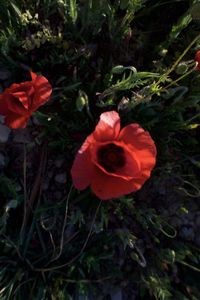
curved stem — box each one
[49,184,73,263]
[33,200,102,272]
[20,143,27,245]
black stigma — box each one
[97,143,126,173]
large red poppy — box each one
[0,71,52,128]
[71,111,157,200]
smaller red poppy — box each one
[195,50,200,70]
[0,71,52,129]
[71,111,157,200]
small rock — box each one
[53,191,62,200]
[0,116,4,123]
[195,234,200,247]
[50,184,55,191]
[31,130,39,137]
[64,224,75,238]
[0,123,11,143]
[179,225,195,241]
[13,129,31,143]
[189,202,199,212]
[55,173,67,184]
[78,295,94,300]
[48,159,54,166]
[168,202,180,215]
[0,69,11,80]
[110,289,122,300]
[47,171,54,178]
[42,179,50,191]
[158,185,166,196]
[32,116,41,126]
[27,118,34,126]
[54,159,64,168]
[170,216,182,228]
[195,214,200,228]
[179,214,193,225]
[0,152,5,168]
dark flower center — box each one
[97,143,126,173]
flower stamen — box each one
[97,143,126,173]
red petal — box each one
[7,82,33,96]
[71,134,95,190]
[0,94,11,115]
[91,167,141,200]
[195,51,200,70]
[30,71,37,81]
[3,82,33,114]
[119,124,157,172]
[93,111,120,142]
[0,93,26,116]
[4,113,30,129]
[31,75,52,110]
[91,141,141,180]
[11,91,29,109]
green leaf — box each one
[10,2,22,19]
[69,0,77,23]
[168,12,192,45]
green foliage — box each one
[0,0,200,299]
[0,0,22,30]
[143,274,172,300]
[167,10,192,47]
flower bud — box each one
[76,90,88,111]
[175,62,188,74]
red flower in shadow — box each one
[195,50,200,70]
[71,111,157,200]
[0,71,52,128]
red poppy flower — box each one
[0,71,52,128]
[195,50,200,70]
[71,111,157,200]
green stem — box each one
[179,261,200,272]
[156,33,200,87]
[49,185,73,262]
[33,200,102,272]
[185,112,200,125]
[164,68,195,90]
